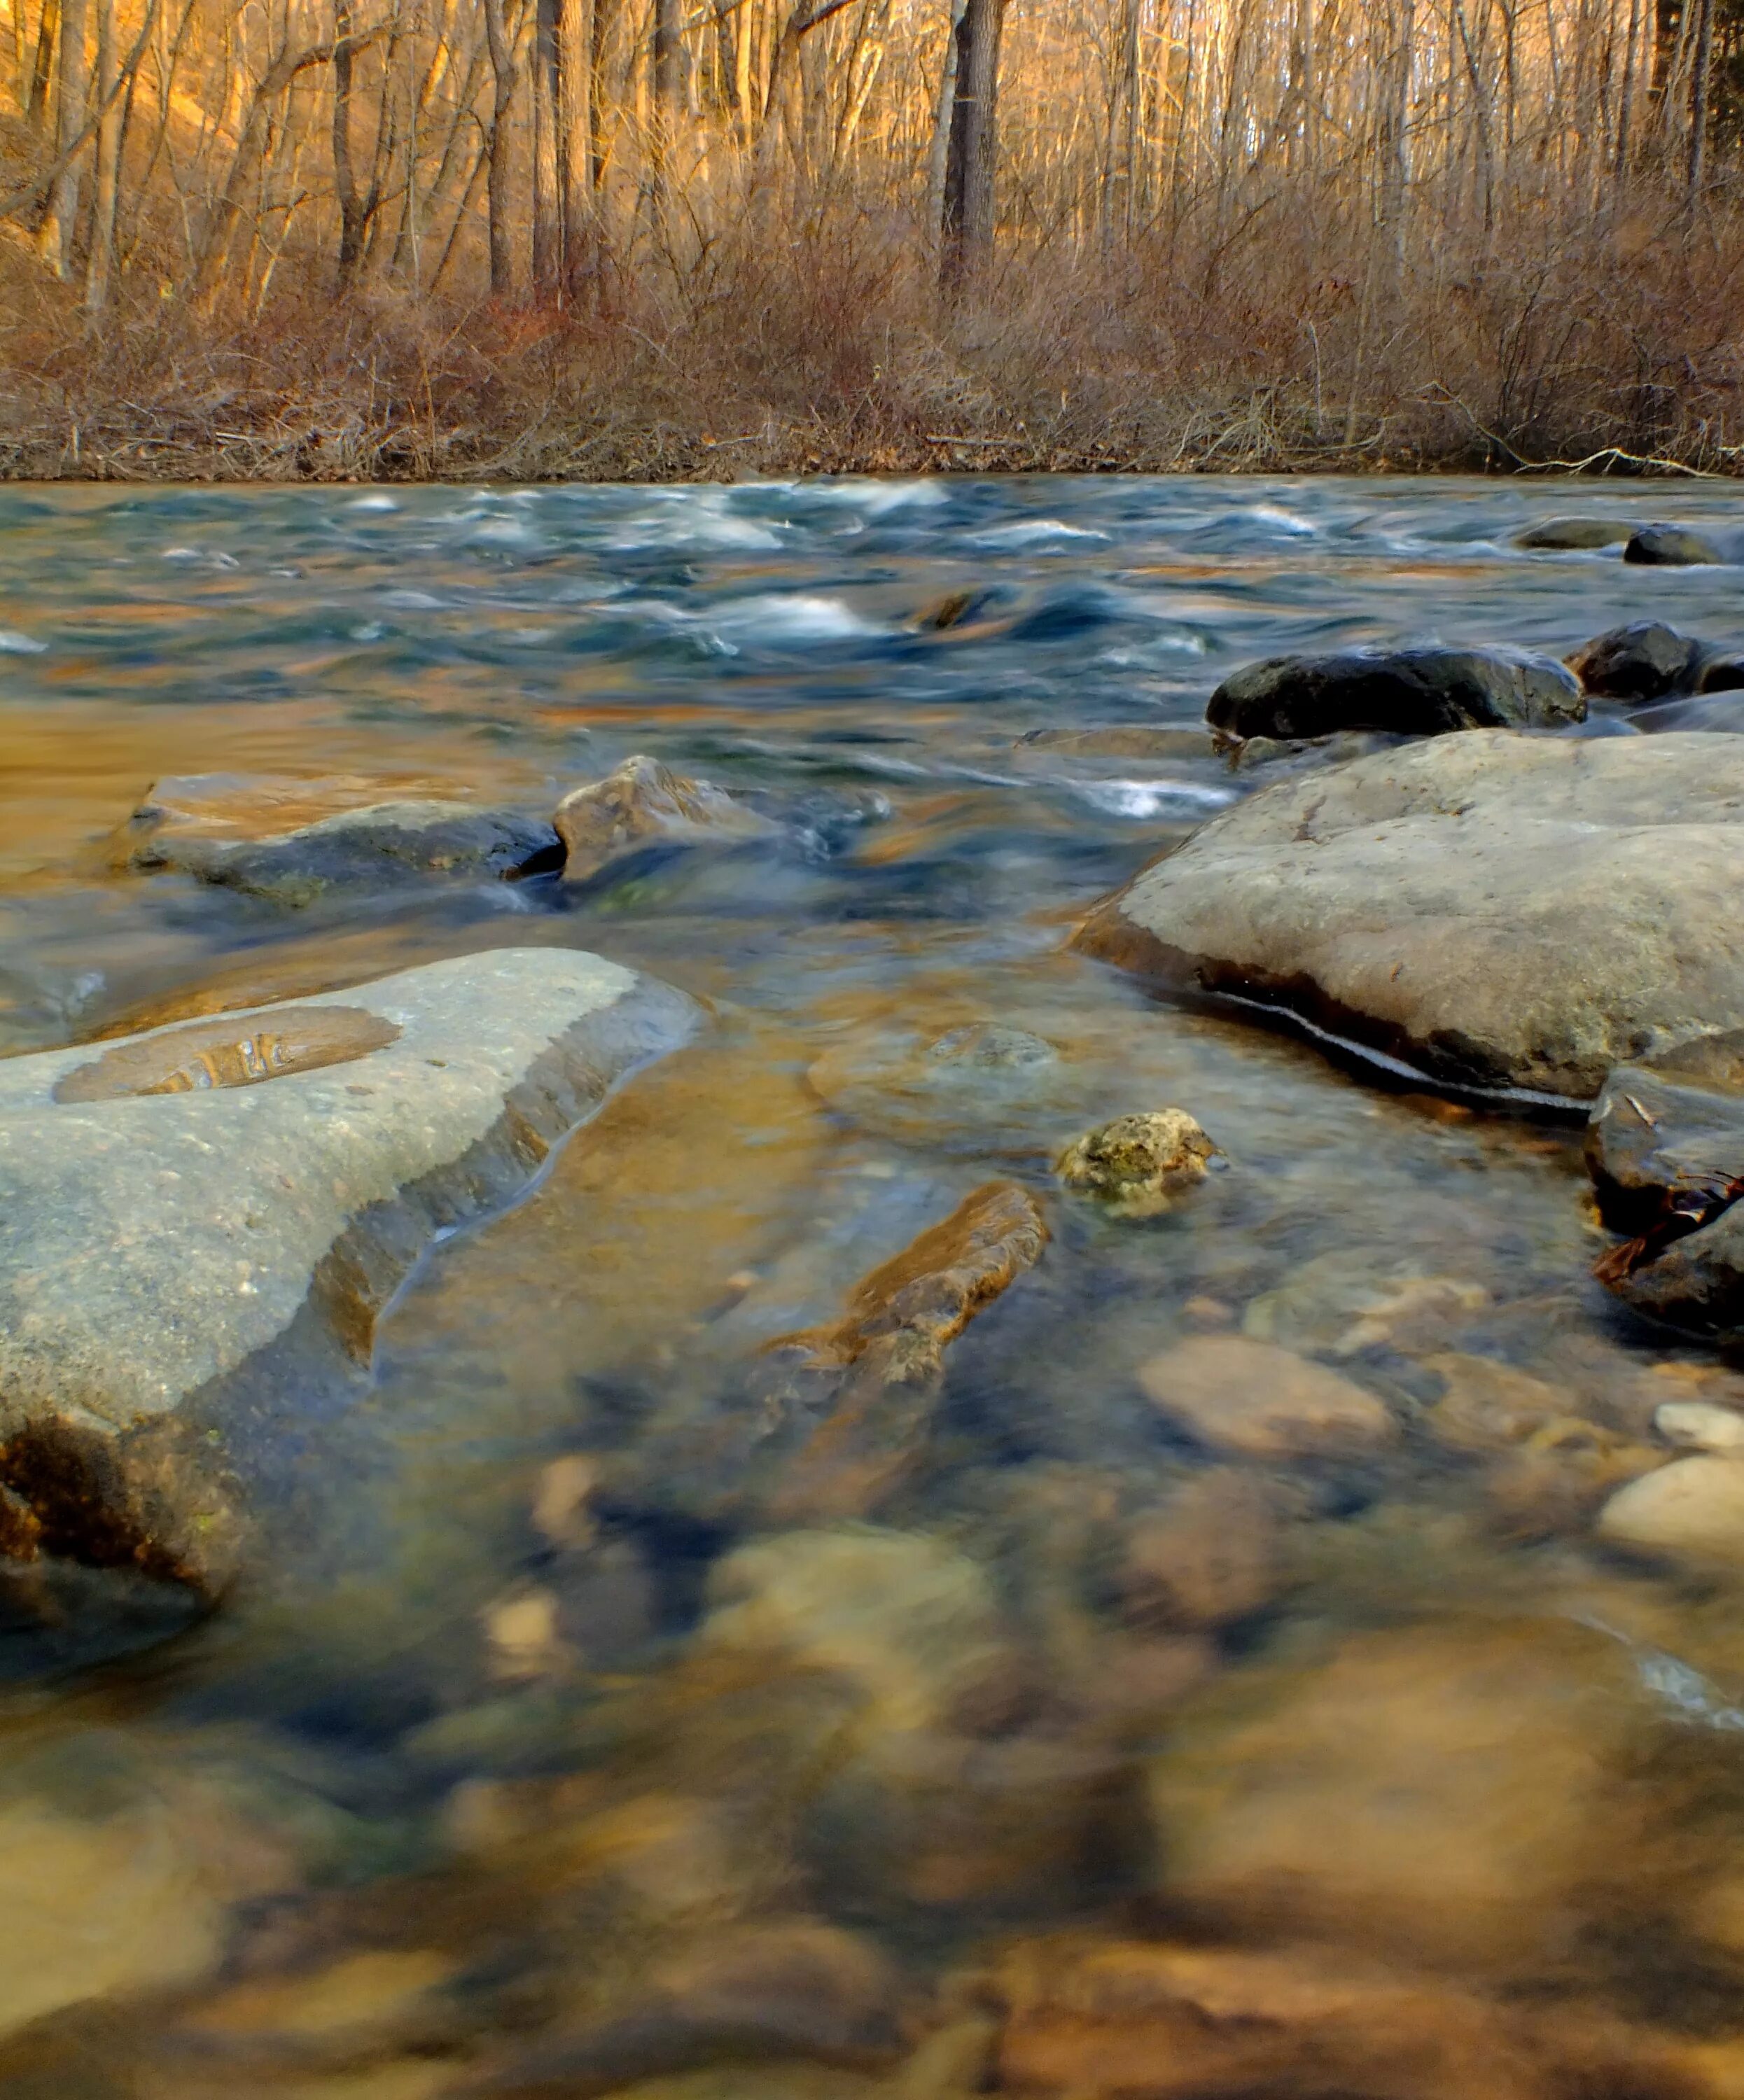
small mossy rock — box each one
[1587,1031,1744,1338]
[554,754,775,883]
[1056,1110,1218,1218]
[122,775,559,906]
[1514,516,1637,551]
[1206,646,1584,743]
[1565,622,1709,702]
[1077,731,1744,1102]
[1596,1454,1744,1562]
[1625,524,1725,566]
[0,950,697,1592]
[1138,1336,1397,1459]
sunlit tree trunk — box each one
[37,0,87,277]
[483,0,517,295]
[81,0,121,309]
[939,0,1006,288]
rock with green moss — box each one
[1056,1110,1220,1217]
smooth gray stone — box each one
[127,792,559,905]
[1514,517,1636,550]
[0,950,698,1592]
[1076,730,1744,1103]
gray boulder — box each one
[1624,524,1724,567]
[1588,1032,1744,1338]
[1205,647,1584,744]
[0,950,697,1592]
[123,775,559,905]
[1565,622,1709,703]
[1514,517,1636,551]
[1075,730,1744,1102]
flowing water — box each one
[4,477,1744,2096]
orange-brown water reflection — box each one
[4,477,1744,2099]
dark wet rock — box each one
[1698,652,1744,694]
[988,1933,1683,2100]
[1624,523,1724,566]
[1056,1109,1220,1218]
[1119,1469,1283,1630]
[121,774,559,905]
[554,754,776,883]
[1145,1617,1669,1973]
[1077,730,1744,1102]
[1138,1336,1397,1459]
[1014,725,1216,761]
[0,951,697,1592]
[1514,515,1637,550]
[1205,646,1584,744]
[914,585,1010,634]
[1565,621,1709,702]
[1587,1032,1744,1338]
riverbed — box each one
[4,475,1744,2096]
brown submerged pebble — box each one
[1138,1336,1398,1459]
[1056,1109,1220,1218]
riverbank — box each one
[5,231,1743,484]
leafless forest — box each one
[1,0,1743,475]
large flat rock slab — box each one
[1076,731,1744,1103]
[0,950,698,1591]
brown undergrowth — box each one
[6,192,1744,482]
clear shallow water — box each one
[4,478,1744,2094]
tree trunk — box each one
[37,0,87,277]
[332,0,365,288]
[1687,0,1714,200]
[938,0,1005,290]
[925,0,965,241]
[483,0,517,296]
[27,0,58,130]
[558,0,594,288]
[533,0,561,288]
[81,0,119,310]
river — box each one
[2,475,1744,2096]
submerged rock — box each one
[1014,725,1217,761]
[1596,1454,1744,1563]
[1145,1617,1667,1973]
[1138,1336,1397,1459]
[1205,646,1584,744]
[1654,1398,1744,1451]
[121,774,559,905]
[1587,1031,1744,1337]
[760,1180,1049,1520]
[554,754,775,883]
[1624,523,1724,566]
[1056,1109,1220,1218]
[988,1933,1678,2100]
[1119,1469,1283,1630]
[1514,515,1637,550]
[1565,621,1710,702]
[1077,730,1744,1102]
[0,949,697,1590]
